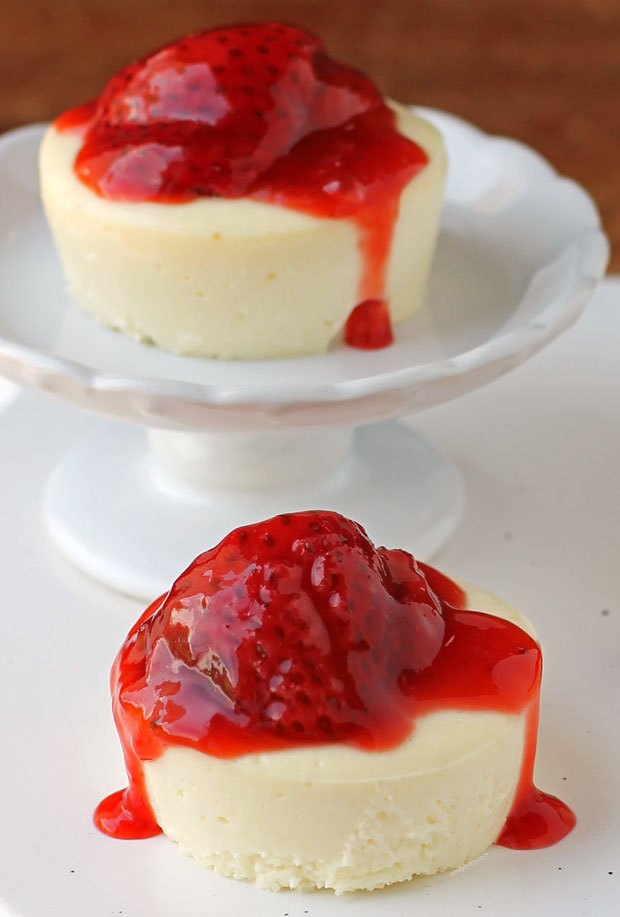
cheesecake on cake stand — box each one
[0,108,608,598]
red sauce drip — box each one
[94,511,575,850]
[497,698,577,848]
[345,299,393,349]
[54,23,429,350]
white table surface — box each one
[0,277,618,917]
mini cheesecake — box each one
[95,511,575,893]
[39,24,446,359]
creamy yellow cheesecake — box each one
[39,24,446,358]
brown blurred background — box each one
[2,0,618,269]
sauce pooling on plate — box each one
[94,510,575,849]
[55,23,430,349]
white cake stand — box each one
[0,110,608,598]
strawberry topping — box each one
[56,23,424,207]
[115,512,449,755]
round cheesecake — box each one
[142,582,533,893]
[95,511,575,892]
[39,24,446,359]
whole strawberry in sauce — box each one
[62,23,419,205]
[115,511,448,757]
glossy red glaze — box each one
[344,299,393,349]
[54,99,97,132]
[54,23,429,349]
[496,697,577,849]
[94,511,575,850]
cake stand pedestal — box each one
[45,421,463,598]
[0,113,608,598]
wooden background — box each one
[2,0,618,269]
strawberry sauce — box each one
[95,511,575,851]
[54,23,429,349]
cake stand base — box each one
[44,419,464,600]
